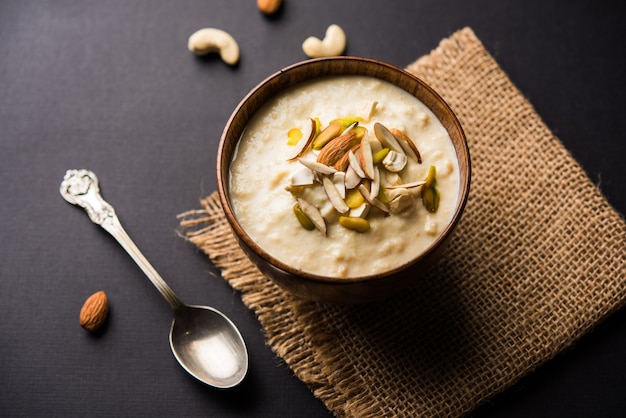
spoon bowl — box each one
[170,305,248,388]
[60,169,248,388]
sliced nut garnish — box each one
[333,118,362,131]
[322,176,349,214]
[333,143,360,171]
[316,131,358,167]
[287,118,317,161]
[344,164,362,190]
[348,150,366,179]
[369,166,381,198]
[372,147,390,164]
[298,158,337,175]
[339,216,370,233]
[287,128,302,146]
[382,150,407,172]
[284,111,441,236]
[332,172,346,199]
[297,197,326,235]
[351,125,367,141]
[385,171,403,186]
[374,122,404,154]
[388,188,414,214]
[290,167,315,187]
[421,165,440,213]
[293,203,315,230]
[358,184,389,214]
[390,128,422,163]
[359,137,375,179]
[386,180,426,189]
[349,202,370,218]
[345,187,365,208]
[312,121,341,150]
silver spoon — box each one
[60,169,248,389]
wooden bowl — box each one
[217,57,470,304]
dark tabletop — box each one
[2,1,625,416]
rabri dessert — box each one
[229,75,460,278]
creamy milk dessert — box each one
[229,75,460,278]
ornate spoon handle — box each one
[60,169,183,311]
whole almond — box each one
[334,143,360,171]
[79,291,109,332]
[316,131,359,167]
[257,0,282,14]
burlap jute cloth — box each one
[178,27,626,417]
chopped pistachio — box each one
[312,121,342,150]
[297,197,327,235]
[339,216,370,233]
[345,187,365,208]
[421,165,440,213]
[372,147,390,164]
[293,203,315,230]
[331,116,363,131]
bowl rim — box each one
[217,56,470,285]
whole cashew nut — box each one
[302,24,347,58]
[187,28,240,66]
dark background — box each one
[1,1,625,416]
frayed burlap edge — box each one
[179,27,626,417]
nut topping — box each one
[287,118,317,162]
[382,150,407,172]
[285,114,439,233]
[316,131,358,167]
[374,122,404,154]
[390,128,422,163]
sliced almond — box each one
[374,122,404,154]
[287,118,317,162]
[344,165,362,190]
[322,176,349,214]
[386,180,426,189]
[358,184,389,214]
[333,143,360,171]
[348,150,366,179]
[359,137,375,179]
[390,128,422,163]
[332,171,346,199]
[297,197,326,235]
[298,158,337,175]
[349,202,370,218]
[370,166,380,198]
[316,131,358,167]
